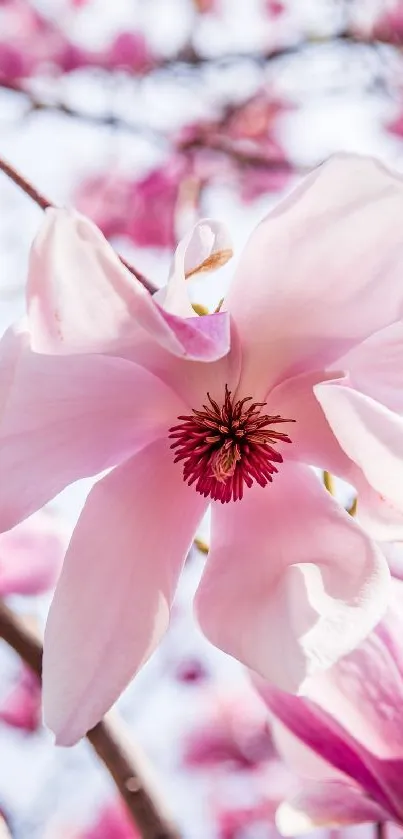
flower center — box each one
[169,385,295,503]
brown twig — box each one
[0,156,157,293]
[0,158,51,211]
[0,599,179,839]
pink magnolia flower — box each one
[2,153,403,745]
[256,579,403,831]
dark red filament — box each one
[169,385,295,503]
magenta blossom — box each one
[256,578,403,831]
[2,154,403,745]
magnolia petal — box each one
[0,345,183,532]
[382,543,403,580]
[0,510,67,596]
[315,382,403,515]
[157,219,233,317]
[267,369,352,475]
[276,782,387,834]
[28,208,230,362]
[226,153,403,398]
[333,319,403,414]
[354,478,403,542]
[305,598,403,762]
[0,323,28,419]
[259,691,398,816]
[195,462,389,692]
[43,439,207,745]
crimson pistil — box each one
[169,385,295,503]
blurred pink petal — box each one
[265,0,286,17]
[103,31,153,73]
[80,803,138,839]
[183,694,274,770]
[76,160,187,250]
[43,439,206,745]
[195,462,388,691]
[386,111,403,139]
[0,509,66,595]
[0,669,41,733]
[372,4,403,44]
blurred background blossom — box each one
[2,0,403,837]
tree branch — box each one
[0,157,157,293]
[0,600,179,839]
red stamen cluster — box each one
[169,385,295,503]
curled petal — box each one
[226,154,403,397]
[157,218,233,317]
[43,439,207,745]
[28,208,230,362]
[195,462,389,692]
[315,381,403,515]
[332,319,403,414]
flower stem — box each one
[0,599,179,839]
[376,823,388,839]
[0,157,157,293]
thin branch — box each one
[0,158,51,211]
[0,600,179,839]
[0,157,157,293]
